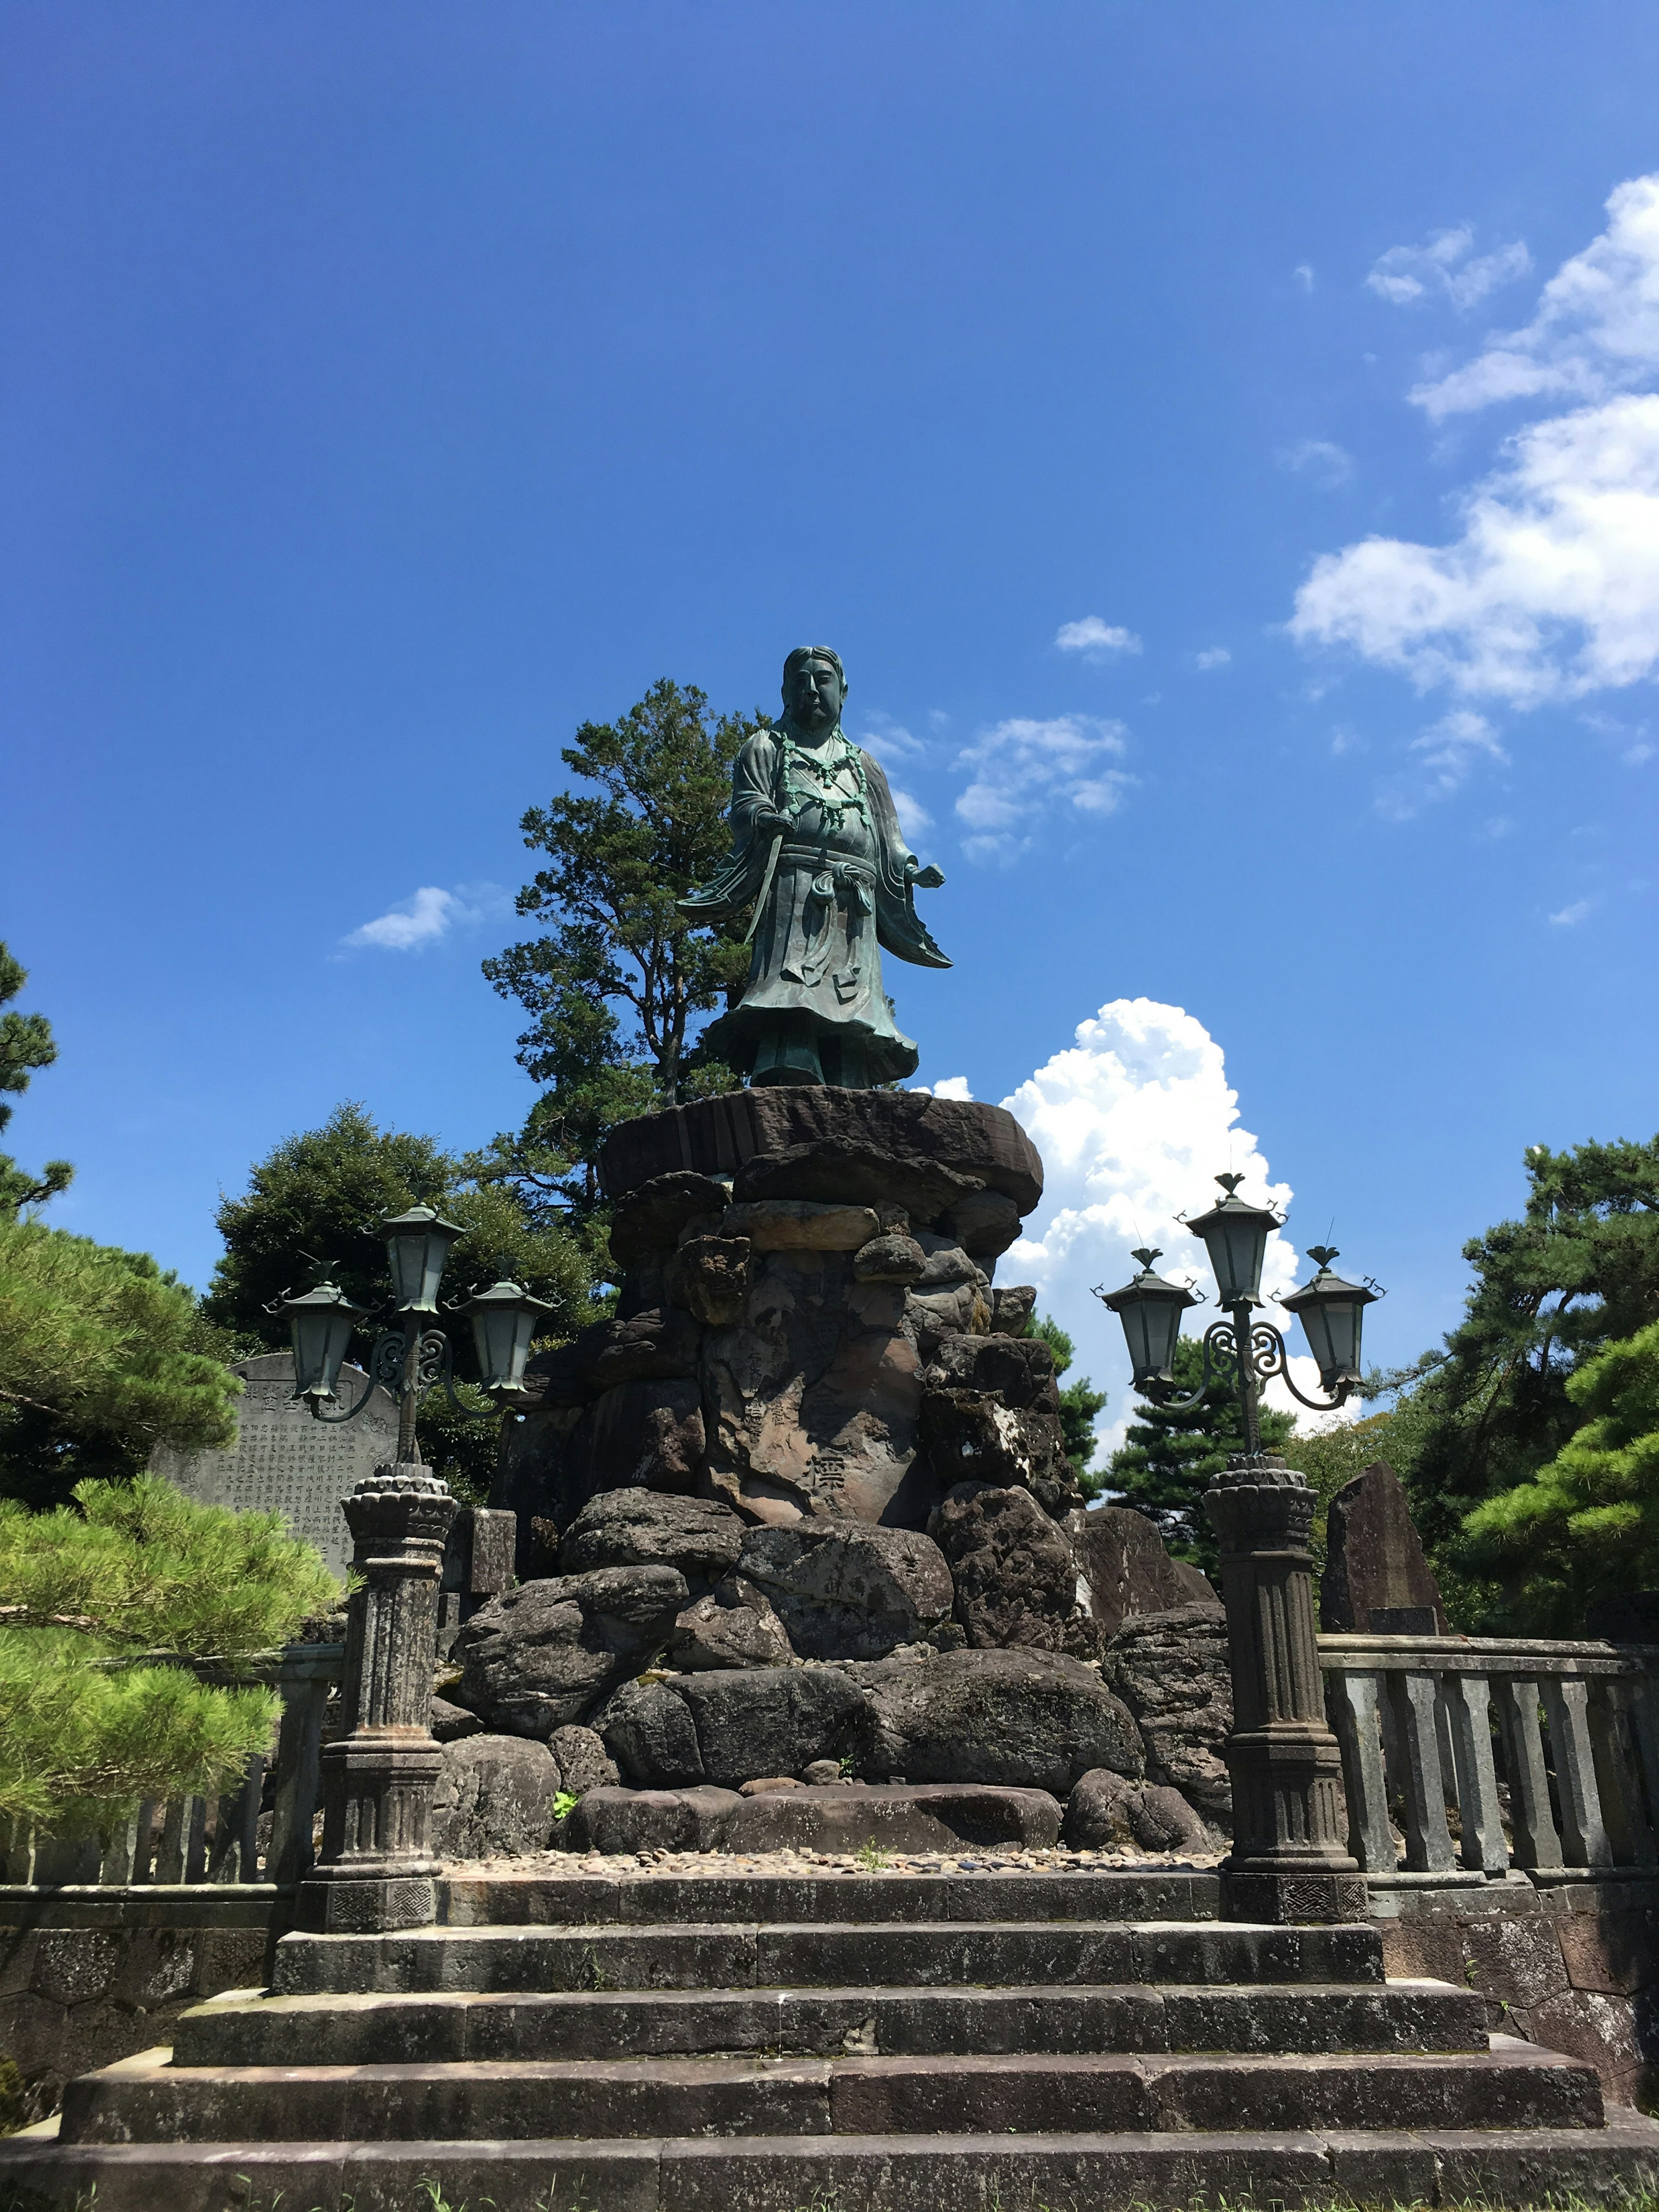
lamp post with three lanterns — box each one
[1093,1173,1385,1925]
[274,1207,552,1933]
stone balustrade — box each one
[1321,1631,1659,1885]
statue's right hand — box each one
[752,808,791,838]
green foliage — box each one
[1027,1315,1108,1500]
[1279,1410,1404,1585]
[201,1103,600,1493]
[1107,1334,1294,1573]
[1458,1318,1659,1632]
[0,1476,336,1828]
[481,679,753,1236]
[0,943,73,1222]
[0,1223,241,1510]
[551,1789,580,1822]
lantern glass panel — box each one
[289,1302,355,1401]
[1200,1212,1271,1305]
[1124,1291,1184,1385]
[382,1208,465,1314]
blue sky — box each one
[6,4,1659,1435]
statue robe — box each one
[680,720,950,1086]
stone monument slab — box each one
[149,1351,397,1583]
[1319,1459,1448,1634]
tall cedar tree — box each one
[1387,1135,1659,1586]
[0,943,73,1220]
[202,1103,598,1500]
[1107,1333,1294,1574]
[480,680,753,1231]
[1026,1316,1108,1499]
[0,1224,241,1510]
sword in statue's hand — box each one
[744,806,791,946]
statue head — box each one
[782,645,845,735]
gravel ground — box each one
[443,1843,1226,1878]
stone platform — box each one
[7,1868,1659,2210]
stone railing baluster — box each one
[1325,1669,1395,1872]
[1493,1677,1565,1871]
[1590,1681,1649,1867]
[1541,1676,1613,1869]
[1441,1673,1509,1876]
[1386,1669,1458,1874]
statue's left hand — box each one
[912,862,945,890]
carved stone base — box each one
[296,1871,439,1933]
[1223,1866,1370,1925]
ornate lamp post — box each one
[1095,1175,1384,1925]
[273,1212,550,1933]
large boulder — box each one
[563,1784,742,1855]
[547,1724,619,1797]
[453,1565,688,1737]
[608,1171,732,1269]
[667,1589,795,1672]
[927,1334,1060,1409]
[431,1735,559,1859]
[918,1389,1080,1520]
[1068,1506,1217,1639]
[850,1648,1144,1796]
[598,1090,1043,1217]
[938,1188,1023,1260]
[596,1664,867,1789]
[929,1481,1099,1657]
[559,1487,745,1584]
[1062,1767,1214,1855]
[736,1523,952,1659]
[1101,1603,1233,1821]
[587,1307,702,1389]
[724,1782,1062,1855]
[732,1139,984,1227]
[666,1236,751,1326]
[566,1379,706,1498]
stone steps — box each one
[62,2038,1604,2144]
[435,1867,1221,1926]
[173,1977,1491,2066]
[10,2119,1659,2212]
[273,1918,1382,1996]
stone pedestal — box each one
[1208,1454,1366,1924]
[300,1464,457,1932]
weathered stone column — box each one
[1208,1454,1367,1924]
[299,1465,456,1932]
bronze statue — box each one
[680,646,949,1086]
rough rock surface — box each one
[938,1188,1023,1259]
[722,1199,880,1251]
[588,1307,702,1389]
[667,1588,795,1672]
[732,1138,984,1227]
[929,1481,1099,1657]
[608,1171,732,1269]
[566,1379,706,1500]
[918,1390,1081,1519]
[701,1249,935,1526]
[1061,1768,1213,1855]
[547,1723,618,1797]
[989,1284,1038,1335]
[849,1647,1144,1795]
[429,1695,484,1744]
[665,1236,751,1326]
[928,1333,1060,1408]
[737,1523,953,1659]
[723,1782,1062,1855]
[1101,1602,1233,1821]
[598,1090,1043,1216]
[453,1565,688,1737]
[558,1487,744,1584]
[597,1664,867,1789]
[1320,1459,1449,1634]
[430,1735,559,1859]
[852,1233,927,1284]
[563,1784,742,1855]
[1068,1505,1217,1639]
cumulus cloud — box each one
[1290,393,1659,704]
[857,709,926,762]
[1194,647,1232,671]
[1055,617,1142,661]
[1550,898,1591,926]
[1294,264,1315,294]
[888,787,934,844]
[954,717,1131,866]
[1410,178,1659,421]
[1281,439,1354,489]
[999,998,1353,1466]
[1375,709,1508,820]
[1367,225,1531,313]
[339,883,508,953]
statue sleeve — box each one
[676,728,775,925]
[865,752,951,970]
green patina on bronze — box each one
[679,646,950,1087]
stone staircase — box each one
[6,1867,1659,2211]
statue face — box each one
[785,655,843,734]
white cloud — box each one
[928,1075,974,1102]
[954,716,1131,866]
[1375,709,1508,820]
[888,787,934,844]
[339,882,507,953]
[1628,741,1656,765]
[1410,178,1659,421]
[1290,393,1659,704]
[999,997,1357,1467]
[857,709,926,761]
[1549,898,1591,926]
[1294,264,1315,294]
[1055,617,1143,661]
[1194,647,1231,671]
[1367,225,1531,314]
[1281,439,1354,489]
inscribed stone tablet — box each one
[149,1351,398,1583]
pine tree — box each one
[481,679,755,1229]
[1107,1333,1294,1572]
[0,1475,336,1828]
[0,943,73,1221]
[0,1224,242,1510]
